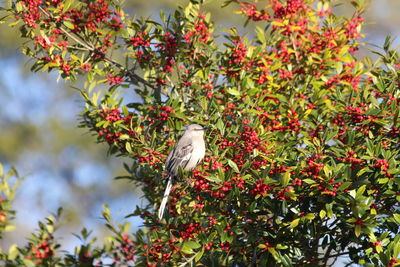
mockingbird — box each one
[158,124,206,220]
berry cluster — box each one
[183,15,211,44]
[239,2,270,21]
[146,105,176,124]
[113,234,136,263]
[107,74,124,86]
[26,240,55,264]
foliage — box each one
[1,0,400,266]
[0,163,22,239]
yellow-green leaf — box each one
[319,210,326,219]
[227,160,240,173]
[4,225,16,232]
[125,142,133,153]
[393,214,400,224]
[182,241,201,254]
[63,20,75,30]
[290,218,300,229]
[355,225,361,237]
[195,249,204,262]
[226,88,241,96]
[304,213,315,220]
[8,244,18,260]
[281,171,291,187]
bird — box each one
[158,124,206,220]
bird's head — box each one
[184,124,206,136]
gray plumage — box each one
[158,124,206,220]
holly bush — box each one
[1,0,399,266]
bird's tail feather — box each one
[158,176,173,220]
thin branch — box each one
[322,242,336,266]
[178,253,198,267]
[66,45,90,51]
[104,57,157,90]
[38,5,157,90]
[166,74,175,88]
[328,253,340,267]
[251,247,257,267]
[38,6,94,51]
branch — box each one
[322,243,336,266]
[37,6,157,90]
[251,247,257,267]
[103,57,157,90]
[178,253,198,267]
[38,6,94,51]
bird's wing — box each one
[165,136,193,176]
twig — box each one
[38,6,94,51]
[166,74,175,88]
[66,45,90,51]
[251,247,257,267]
[104,57,157,90]
[178,253,198,267]
[37,6,157,90]
[322,243,336,266]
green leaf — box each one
[319,210,326,219]
[182,241,201,254]
[303,179,316,184]
[227,160,240,173]
[335,62,343,74]
[8,244,18,260]
[226,87,241,96]
[102,204,111,222]
[281,171,291,187]
[4,225,16,232]
[195,249,204,262]
[393,214,400,224]
[337,182,351,191]
[205,176,222,184]
[8,19,21,27]
[377,178,389,184]
[356,185,366,199]
[63,20,75,30]
[271,20,285,27]
[95,120,105,127]
[276,244,288,249]
[125,142,133,153]
[183,240,201,249]
[349,189,356,199]
[326,203,333,218]
[159,9,166,22]
[122,105,129,117]
[119,134,130,140]
[215,118,225,134]
[304,213,315,220]
[22,259,36,267]
[355,224,361,237]
[255,26,266,45]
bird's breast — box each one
[184,141,205,171]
